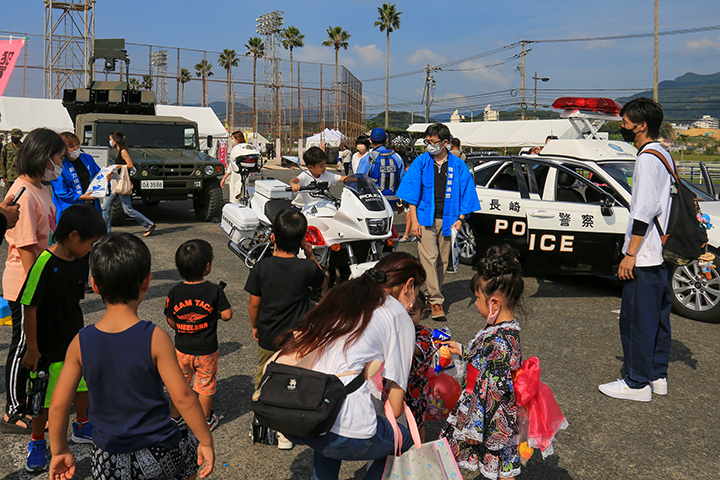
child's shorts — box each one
[91,428,199,480]
[42,361,88,409]
[175,350,219,396]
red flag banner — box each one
[0,38,25,98]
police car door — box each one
[522,164,628,275]
[473,160,540,257]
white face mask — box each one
[109,139,115,148]
[426,143,445,156]
[68,149,81,159]
[43,161,63,181]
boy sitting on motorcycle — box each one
[290,147,347,206]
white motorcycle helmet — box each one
[230,143,261,173]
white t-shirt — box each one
[623,142,673,267]
[311,296,415,439]
[293,170,341,206]
[351,152,365,174]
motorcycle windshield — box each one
[344,174,386,212]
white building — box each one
[450,109,465,123]
[693,115,719,129]
[483,104,499,122]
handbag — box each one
[252,350,366,438]
[382,401,464,480]
[111,165,133,195]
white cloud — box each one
[352,44,384,66]
[405,49,446,66]
[294,45,335,64]
[685,37,720,52]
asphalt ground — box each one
[0,165,718,480]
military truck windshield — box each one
[96,122,197,149]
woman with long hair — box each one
[2,128,65,433]
[102,131,155,236]
[282,252,426,480]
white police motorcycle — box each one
[219,173,398,284]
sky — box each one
[2,0,720,121]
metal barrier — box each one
[677,162,720,186]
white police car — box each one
[458,98,720,323]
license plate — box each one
[141,180,163,190]
[379,165,395,173]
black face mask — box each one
[619,126,637,143]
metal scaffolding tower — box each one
[43,0,95,99]
[256,11,284,144]
[151,50,168,105]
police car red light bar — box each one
[552,97,622,116]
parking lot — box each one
[0,171,718,479]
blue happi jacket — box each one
[396,152,480,236]
[51,153,102,219]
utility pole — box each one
[423,64,440,123]
[521,41,526,120]
[653,0,659,102]
[533,71,549,119]
[470,106,473,122]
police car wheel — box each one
[671,260,720,323]
[458,221,477,266]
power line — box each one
[528,24,720,43]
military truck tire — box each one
[141,198,160,206]
[109,198,125,226]
[193,178,223,222]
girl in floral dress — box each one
[440,245,524,479]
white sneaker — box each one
[276,432,294,450]
[598,379,652,402]
[651,378,668,395]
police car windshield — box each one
[599,161,714,201]
[345,174,386,212]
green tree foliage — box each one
[194,60,214,107]
[374,3,401,130]
[323,26,351,129]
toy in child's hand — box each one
[698,213,713,230]
[425,372,461,421]
[437,345,452,369]
[432,327,454,373]
[519,442,534,465]
[698,252,716,280]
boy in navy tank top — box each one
[48,233,214,480]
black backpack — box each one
[646,149,708,266]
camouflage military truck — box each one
[62,39,225,225]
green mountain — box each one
[617,72,720,123]
[366,111,427,130]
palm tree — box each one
[178,68,191,105]
[141,75,153,91]
[245,37,265,139]
[194,59,214,107]
[375,3,401,130]
[322,26,351,130]
[218,49,239,127]
[281,26,305,139]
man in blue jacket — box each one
[396,123,480,320]
[356,128,405,198]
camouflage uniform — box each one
[1,129,22,197]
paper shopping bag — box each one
[381,401,463,479]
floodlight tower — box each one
[43,0,96,99]
[256,11,285,150]
[151,50,168,105]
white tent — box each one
[407,119,582,148]
[156,105,228,156]
[0,97,74,135]
[305,128,347,147]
